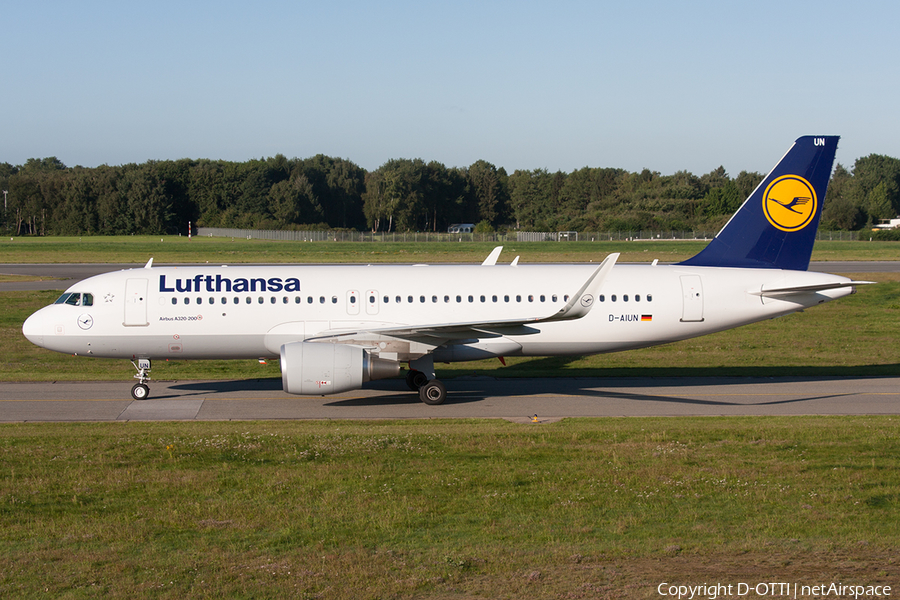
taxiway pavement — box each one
[2,376,898,422]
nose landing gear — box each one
[130,358,151,400]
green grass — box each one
[1,417,898,598]
[1,235,899,264]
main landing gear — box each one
[407,355,447,405]
[130,358,151,400]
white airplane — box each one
[23,136,869,405]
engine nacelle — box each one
[280,342,400,395]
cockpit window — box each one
[54,292,93,307]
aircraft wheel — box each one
[131,383,150,400]
[418,380,446,405]
[406,369,428,390]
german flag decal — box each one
[641,315,653,322]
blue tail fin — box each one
[678,136,839,270]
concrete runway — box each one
[2,376,898,422]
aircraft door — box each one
[366,289,379,315]
[346,290,360,315]
[679,275,704,322]
[124,278,149,326]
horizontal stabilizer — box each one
[752,280,874,297]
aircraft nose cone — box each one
[22,310,44,347]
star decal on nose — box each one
[105,293,115,303]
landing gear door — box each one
[124,278,149,326]
[679,275,704,322]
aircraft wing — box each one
[305,253,619,344]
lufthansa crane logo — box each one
[762,175,817,232]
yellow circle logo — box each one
[762,175,817,232]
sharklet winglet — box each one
[482,246,503,266]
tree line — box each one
[2,151,899,237]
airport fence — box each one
[197,227,863,243]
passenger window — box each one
[468,295,474,303]
[552,295,558,302]
[408,296,413,303]
[294,297,300,304]
[456,295,462,303]
[444,295,450,303]
[395,296,401,303]
[172,298,177,305]
[369,295,375,303]
[383,296,389,303]
[611,295,617,302]
[492,295,498,302]
[420,296,425,303]
[480,295,485,302]
[308,296,313,304]
[319,297,325,304]
[246,297,252,304]
[234,297,239,304]
[197,298,203,305]
[528,295,533,302]
[647,294,653,302]
[332,296,337,304]
[599,295,605,302]
[222,297,227,304]
[432,295,438,303]
[258,297,264,304]
[540,295,545,302]
[350,296,356,304]
[283,297,288,304]
[504,295,509,302]
[516,295,521,302]
[635,295,641,302]
[623,295,629,302]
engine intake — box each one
[280,342,400,395]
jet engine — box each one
[280,342,400,395]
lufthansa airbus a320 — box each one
[23,136,868,405]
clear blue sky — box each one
[4,0,899,176]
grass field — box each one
[2,235,900,264]
[1,418,899,599]
[2,237,899,598]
